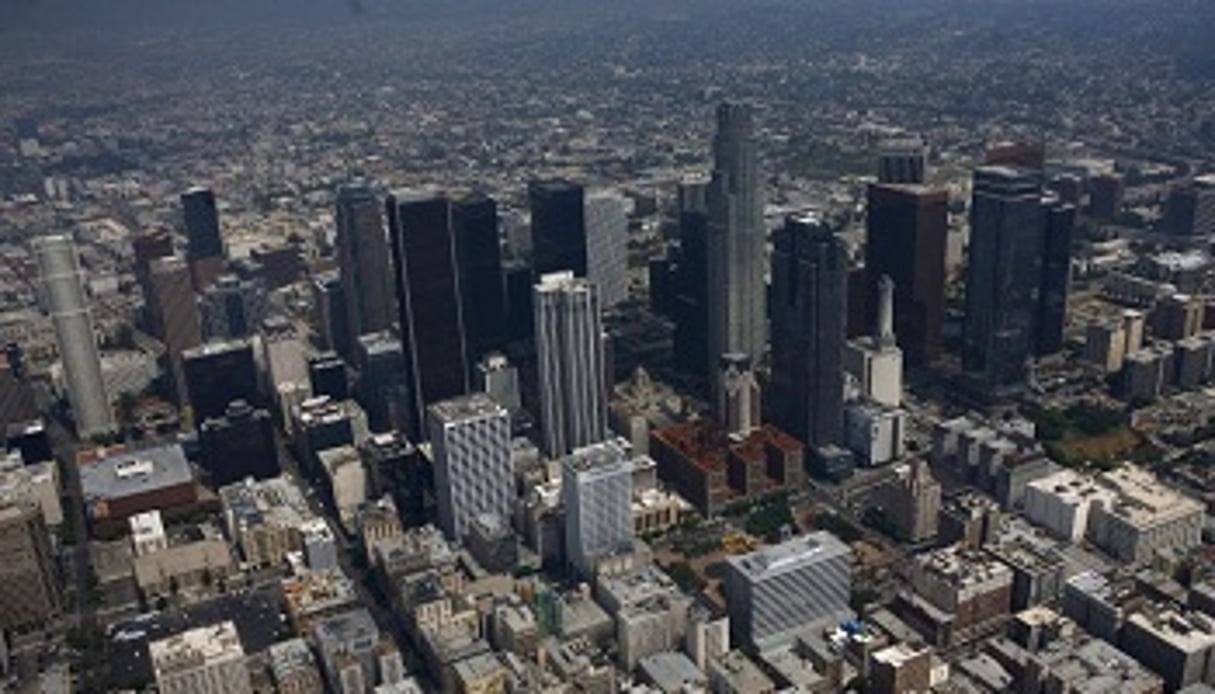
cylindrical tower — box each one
[34,235,115,438]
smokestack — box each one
[877,274,895,347]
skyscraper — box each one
[132,228,175,332]
[865,184,949,366]
[562,440,634,577]
[530,180,587,278]
[335,183,396,355]
[34,235,115,438]
[707,102,767,382]
[355,332,409,433]
[673,178,711,381]
[428,393,513,542]
[584,191,630,309]
[535,272,608,458]
[963,167,1046,390]
[0,501,60,631]
[181,187,225,290]
[182,339,261,423]
[1035,200,1076,357]
[452,192,507,363]
[147,256,203,405]
[877,137,928,185]
[312,272,350,357]
[770,216,848,449]
[198,400,278,487]
[387,191,470,440]
[200,273,267,340]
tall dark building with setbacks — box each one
[1035,200,1075,357]
[198,399,278,487]
[963,167,1046,391]
[452,192,508,364]
[335,183,397,358]
[180,187,225,290]
[865,184,949,367]
[673,179,711,382]
[181,339,261,423]
[770,215,848,449]
[387,191,471,440]
[530,180,587,278]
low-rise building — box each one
[219,476,319,569]
[1120,609,1215,692]
[903,545,1013,647]
[709,650,775,693]
[268,638,323,694]
[149,621,253,694]
[1088,465,1205,564]
[80,443,200,538]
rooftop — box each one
[428,392,507,425]
[148,621,244,676]
[80,444,193,501]
[727,531,851,580]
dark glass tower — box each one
[673,180,710,382]
[198,399,278,486]
[453,192,507,363]
[181,340,261,422]
[865,184,949,367]
[963,167,1046,390]
[770,216,848,449]
[335,183,396,356]
[529,180,587,278]
[1035,200,1075,357]
[387,192,470,439]
[181,187,224,289]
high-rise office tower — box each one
[147,256,202,404]
[475,352,521,415]
[309,352,349,402]
[427,393,513,542]
[452,192,508,363]
[387,191,470,440]
[877,137,928,185]
[198,400,278,486]
[1035,200,1076,357]
[132,228,175,324]
[34,235,115,438]
[770,216,848,449]
[865,184,949,366]
[1162,176,1215,237]
[963,167,1046,390]
[562,439,634,577]
[1088,172,1125,220]
[530,180,587,278]
[584,191,629,309]
[200,273,267,340]
[503,260,535,342]
[312,272,350,358]
[0,501,60,631]
[707,102,767,382]
[535,272,608,458]
[335,183,396,356]
[355,332,409,433]
[181,187,225,290]
[182,339,261,423]
[673,178,711,381]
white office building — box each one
[535,271,608,458]
[149,621,252,694]
[584,190,630,309]
[428,393,513,541]
[563,439,634,576]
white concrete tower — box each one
[34,235,115,438]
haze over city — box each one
[0,1,1213,692]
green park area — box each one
[1034,403,1141,467]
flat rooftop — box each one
[727,531,850,580]
[80,444,193,501]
